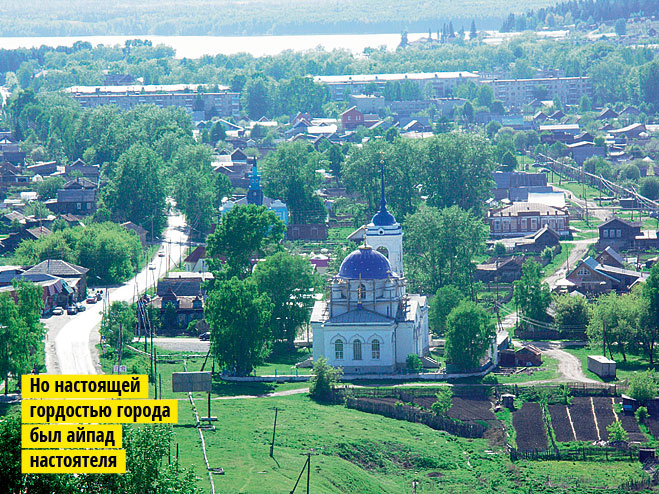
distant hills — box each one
[0,0,558,37]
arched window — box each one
[371,340,380,360]
[334,340,343,360]
[353,340,362,360]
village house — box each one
[184,246,208,273]
[474,256,525,283]
[340,106,364,130]
[596,217,641,250]
[23,259,89,302]
[491,171,549,201]
[488,203,570,238]
[46,177,98,215]
[489,225,561,253]
[565,256,647,294]
[65,158,101,181]
[121,221,148,246]
[566,141,606,164]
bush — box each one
[431,387,453,416]
[540,246,553,264]
[494,242,506,256]
[629,371,657,405]
[606,421,629,443]
[406,354,423,373]
[482,374,499,384]
[635,406,648,424]
[308,358,342,402]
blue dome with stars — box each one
[338,245,392,279]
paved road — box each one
[45,212,189,375]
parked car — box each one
[149,264,156,270]
[76,302,86,312]
[86,295,97,304]
[66,306,77,315]
[199,332,211,341]
[52,307,64,315]
[158,251,165,257]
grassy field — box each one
[542,243,572,278]
[563,346,659,383]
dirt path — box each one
[212,387,309,400]
[524,341,599,384]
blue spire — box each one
[370,157,396,226]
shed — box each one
[621,394,638,413]
[587,355,616,379]
[515,345,542,366]
[499,349,516,367]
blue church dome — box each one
[338,245,392,279]
[371,208,396,226]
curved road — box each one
[45,212,189,374]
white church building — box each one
[311,164,429,374]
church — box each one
[311,163,429,374]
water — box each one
[0,33,417,58]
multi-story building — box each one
[314,72,480,101]
[65,84,240,118]
[488,203,570,238]
[484,76,592,108]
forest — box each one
[0,0,558,36]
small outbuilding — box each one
[515,345,543,367]
[587,355,616,379]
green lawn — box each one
[563,346,659,383]
[492,355,560,384]
[541,243,572,278]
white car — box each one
[52,307,64,315]
[149,264,156,270]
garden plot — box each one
[592,397,616,441]
[513,402,548,451]
[414,396,498,425]
[570,397,598,442]
[548,404,575,442]
[645,418,659,440]
[618,412,647,443]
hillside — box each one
[0,0,559,37]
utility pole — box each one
[270,407,279,458]
[290,450,317,494]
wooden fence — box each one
[510,445,638,462]
[342,395,487,438]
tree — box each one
[629,372,656,405]
[36,176,65,200]
[100,301,136,363]
[640,176,659,200]
[309,357,342,402]
[500,150,518,171]
[207,204,285,279]
[486,121,502,139]
[431,387,453,416]
[615,18,627,36]
[260,141,326,224]
[404,205,487,294]
[406,354,423,373]
[0,281,45,393]
[205,277,273,376]
[513,260,551,325]
[428,285,464,336]
[421,133,494,213]
[445,301,495,372]
[253,251,315,350]
[579,95,593,112]
[639,59,659,106]
[642,263,659,365]
[606,421,628,443]
[494,242,506,257]
[553,294,589,332]
[470,20,477,40]
[242,76,272,119]
[104,144,167,235]
[588,291,643,362]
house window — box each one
[577,268,589,276]
[603,229,609,238]
[372,340,380,360]
[76,203,81,210]
[334,340,344,360]
[353,340,362,360]
[617,229,622,238]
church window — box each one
[353,340,362,360]
[334,340,344,360]
[371,340,380,360]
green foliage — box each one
[588,291,644,361]
[13,222,142,284]
[100,301,136,358]
[494,242,507,257]
[635,406,648,424]
[406,354,423,373]
[628,371,656,405]
[428,285,464,336]
[104,143,167,235]
[205,276,273,376]
[253,251,315,349]
[606,420,629,443]
[642,263,659,365]
[499,150,517,171]
[260,141,326,224]
[0,280,45,391]
[553,294,589,331]
[404,205,486,294]
[540,246,553,264]
[309,357,343,402]
[207,204,285,279]
[445,301,495,372]
[640,176,659,200]
[513,260,551,325]
[36,175,65,200]
[431,387,453,416]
